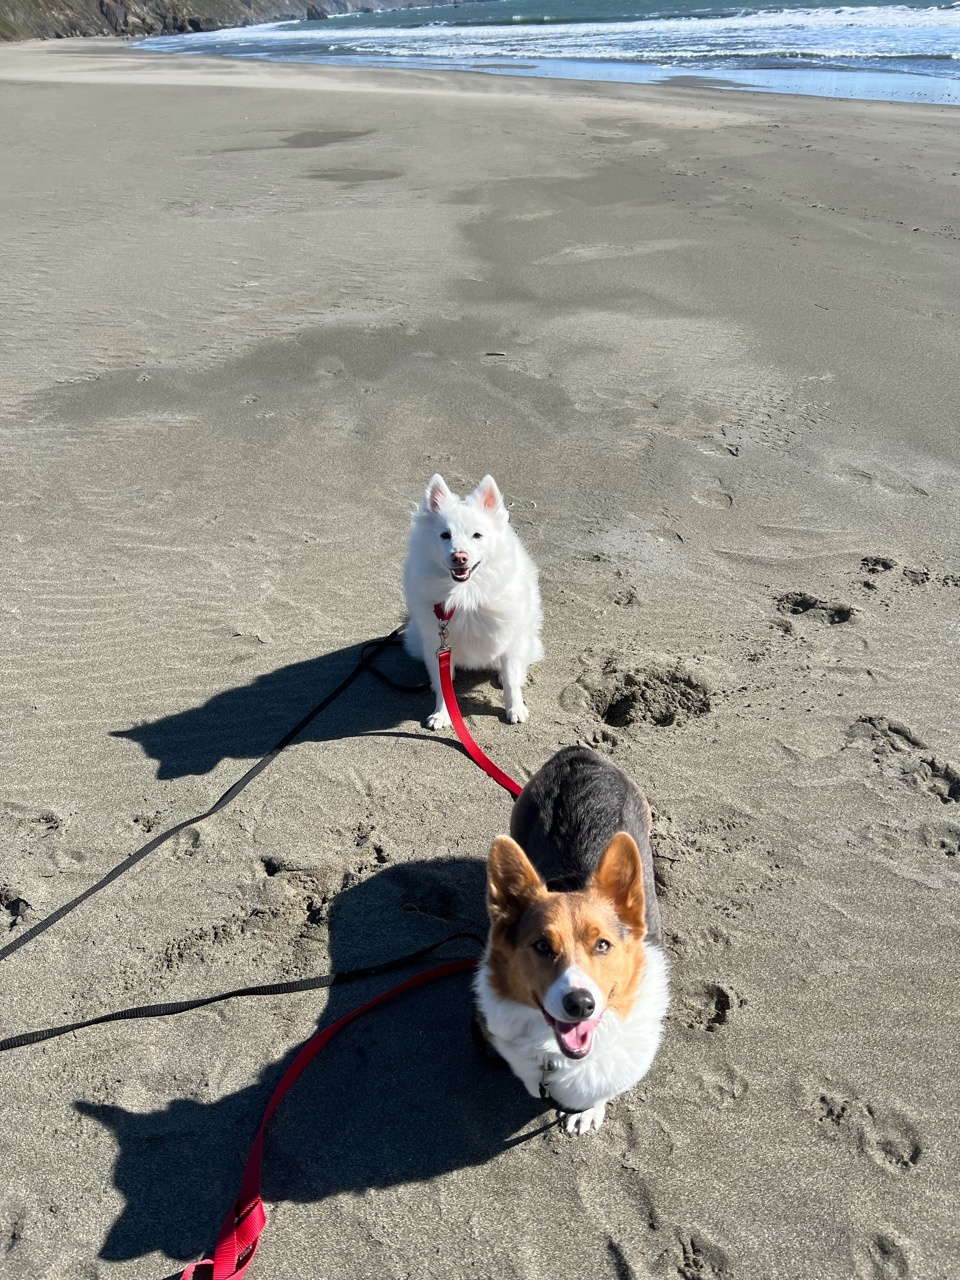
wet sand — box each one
[1,38,958,1280]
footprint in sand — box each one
[0,802,69,891]
[857,1233,910,1280]
[1,885,32,930]
[861,556,897,576]
[833,464,928,498]
[848,717,960,806]
[132,808,162,834]
[692,477,734,509]
[920,822,960,857]
[667,1231,732,1280]
[858,556,897,592]
[698,1064,749,1106]
[682,982,746,1034]
[563,654,713,731]
[0,803,62,840]
[777,591,856,626]
[857,558,960,597]
[906,756,960,805]
[808,1078,922,1174]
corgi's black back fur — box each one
[509,746,662,945]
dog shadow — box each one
[76,857,547,1269]
[111,638,508,780]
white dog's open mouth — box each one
[541,1009,602,1060]
[450,561,480,583]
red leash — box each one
[432,604,523,799]
[181,957,478,1280]
[181,610,520,1278]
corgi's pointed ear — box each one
[423,474,453,514]
[487,836,544,926]
[470,474,505,515]
[591,832,647,937]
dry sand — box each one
[1,38,958,1280]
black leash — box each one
[0,930,484,1054]
[0,628,428,967]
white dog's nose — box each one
[451,550,469,566]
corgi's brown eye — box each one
[440,531,452,540]
[472,532,482,539]
[532,938,553,957]
[594,939,612,955]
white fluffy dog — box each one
[403,474,543,730]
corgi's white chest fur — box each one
[474,945,669,1118]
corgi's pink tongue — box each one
[555,1016,601,1056]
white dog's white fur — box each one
[403,474,543,729]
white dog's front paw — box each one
[562,1102,606,1136]
[426,708,452,731]
[505,701,529,725]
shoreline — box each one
[130,36,960,108]
[4,33,960,112]
[1,36,958,1280]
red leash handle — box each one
[181,957,478,1280]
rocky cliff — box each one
[0,0,469,41]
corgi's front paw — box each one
[426,708,452,731]
[505,701,529,725]
[562,1102,606,1137]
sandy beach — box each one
[1,39,958,1280]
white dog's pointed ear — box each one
[423,474,453,515]
[470,475,505,514]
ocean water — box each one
[135,0,960,104]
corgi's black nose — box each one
[562,989,595,1020]
[451,550,469,566]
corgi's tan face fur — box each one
[485,832,648,1059]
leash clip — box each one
[539,1053,561,1100]
[433,602,454,654]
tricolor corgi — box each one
[403,474,543,730]
[474,745,669,1135]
